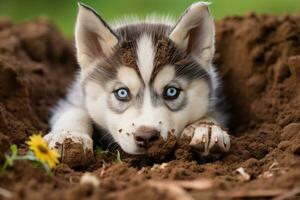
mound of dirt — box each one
[0,14,300,200]
[0,17,77,162]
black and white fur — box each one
[44,2,230,161]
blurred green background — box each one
[0,0,300,36]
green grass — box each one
[95,146,122,163]
[0,0,300,36]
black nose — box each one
[134,127,160,148]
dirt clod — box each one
[61,138,94,168]
[147,134,177,159]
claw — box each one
[186,122,230,156]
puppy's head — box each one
[75,2,216,154]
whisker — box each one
[111,143,119,152]
[97,132,111,144]
[106,142,118,151]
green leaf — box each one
[5,155,13,167]
[0,145,18,173]
[95,146,109,155]
[114,150,122,163]
[10,144,18,157]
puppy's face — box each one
[76,2,215,154]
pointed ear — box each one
[75,3,119,70]
[169,2,215,67]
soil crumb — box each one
[1,14,300,200]
[147,134,177,159]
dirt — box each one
[147,134,178,160]
[0,14,300,200]
[61,139,94,168]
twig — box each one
[273,188,300,200]
[236,167,251,182]
[168,179,213,190]
[80,172,100,188]
[0,187,13,199]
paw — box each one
[181,122,230,156]
[44,131,93,168]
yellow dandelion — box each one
[26,134,60,169]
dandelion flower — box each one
[26,134,60,169]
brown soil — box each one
[0,14,300,200]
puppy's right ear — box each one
[75,3,118,70]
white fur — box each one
[44,2,230,158]
[46,73,93,153]
[82,62,212,155]
[117,67,141,95]
[136,34,156,83]
[111,14,175,29]
[153,65,176,93]
[44,107,93,153]
[84,68,143,154]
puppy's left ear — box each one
[75,3,119,70]
[169,2,215,67]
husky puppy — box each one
[44,2,230,163]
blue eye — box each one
[163,86,180,100]
[114,88,130,101]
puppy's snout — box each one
[134,126,160,148]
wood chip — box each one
[151,163,168,171]
[0,187,13,199]
[80,173,100,188]
[236,167,251,181]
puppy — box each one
[44,2,230,163]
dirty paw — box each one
[181,122,230,156]
[44,131,93,168]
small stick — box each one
[236,167,251,182]
[169,179,213,190]
[0,187,13,199]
